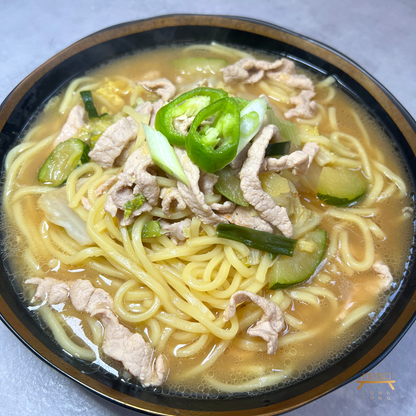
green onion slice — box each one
[216,223,297,256]
[236,97,268,154]
[142,123,189,186]
[80,91,99,119]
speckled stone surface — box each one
[1,1,415,415]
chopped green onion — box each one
[142,220,164,238]
[237,97,268,154]
[267,109,300,146]
[142,123,189,186]
[265,141,291,157]
[80,91,99,119]
[216,223,297,256]
[123,194,146,219]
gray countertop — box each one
[1,1,415,415]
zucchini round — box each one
[269,228,326,289]
[317,166,367,207]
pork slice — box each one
[211,201,236,214]
[284,90,317,120]
[136,99,164,129]
[114,140,134,167]
[69,279,96,311]
[28,278,168,386]
[160,187,186,216]
[139,78,176,103]
[221,207,273,233]
[26,277,70,304]
[95,176,118,197]
[89,117,139,169]
[223,291,285,355]
[54,105,87,147]
[198,172,236,213]
[261,142,319,176]
[221,58,283,85]
[81,197,92,212]
[104,144,159,223]
[239,125,293,237]
[131,144,160,207]
[372,261,393,291]
[267,59,314,90]
[199,172,218,195]
[98,309,167,387]
[174,148,227,226]
[108,175,153,226]
[135,101,153,117]
[159,218,191,244]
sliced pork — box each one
[159,218,191,244]
[284,90,318,119]
[372,261,393,291]
[223,291,285,355]
[136,100,164,128]
[139,78,176,103]
[262,142,320,176]
[54,105,87,147]
[89,117,139,169]
[160,187,187,216]
[222,207,273,233]
[26,278,168,387]
[239,125,293,237]
[104,144,160,225]
[221,58,317,120]
[95,176,118,197]
[174,148,227,226]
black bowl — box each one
[1,14,416,415]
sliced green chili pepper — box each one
[141,220,164,238]
[216,223,297,256]
[265,141,291,157]
[123,194,146,219]
[142,123,189,186]
[38,138,90,187]
[155,87,228,147]
[186,97,240,173]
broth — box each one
[2,44,413,396]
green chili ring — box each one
[186,97,240,173]
[155,87,228,147]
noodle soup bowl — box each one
[1,14,416,415]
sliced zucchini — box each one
[38,138,90,187]
[269,228,326,289]
[317,166,367,207]
[215,165,249,207]
[172,58,228,75]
